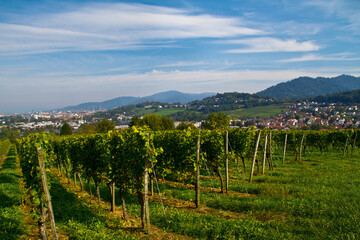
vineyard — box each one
[1,128,360,239]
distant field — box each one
[134,107,185,116]
[222,104,289,118]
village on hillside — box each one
[1,100,360,135]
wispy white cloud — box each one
[3,68,338,93]
[279,53,360,63]
[223,37,319,53]
[0,3,262,55]
[158,61,205,68]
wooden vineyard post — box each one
[144,153,150,229]
[195,135,201,208]
[343,137,349,157]
[262,134,268,175]
[352,132,358,156]
[282,134,288,164]
[299,134,305,162]
[111,182,116,213]
[37,148,58,240]
[77,173,84,192]
[269,131,273,171]
[88,179,92,196]
[249,130,261,183]
[225,131,229,193]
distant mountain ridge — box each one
[257,75,360,99]
[60,91,214,111]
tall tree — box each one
[176,122,197,130]
[77,123,96,135]
[130,114,175,131]
[60,122,73,136]
[96,119,115,133]
[203,113,230,130]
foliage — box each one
[176,122,198,130]
[18,132,51,216]
[168,110,205,121]
[0,127,21,142]
[95,119,115,133]
[189,92,281,113]
[258,74,360,99]
[77,123,96,135]
[153,130,199,182]
[14,128,360,239]
[203,113,230,130]
[313,88,360,104]
[228,127,256,158]
[130,114,175,131]
[0,138,11,158]
[60,122,73,136]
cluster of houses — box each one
[0,111,93,131]
[2,101,360,133]
[253,102,360,130]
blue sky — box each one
[0,0,359,113]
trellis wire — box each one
[199,148,220,201]
[228,140,249,194]
[149,154,168,225]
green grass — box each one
[52,148,360,239]
[0,146,27,240]
[92,151,359,239]
[50,176,136,240]
[222,104,289,118]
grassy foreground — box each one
[79,150,360,239]
[0,146,27,239]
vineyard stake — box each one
[352,132,357,156]
[37,147,58,240]
[282,134,288,164]
[269,131,273,171]
[225,131,229,193]
[144,151,150,229]
[111,182,116,212]
[299,134,305,162]
[343,137,348,157]
[249,130,261,183]
[196,135,201,208]
[262,134,268,175]
[77,173,83,192]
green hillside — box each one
[221,104,288,119]
[258,75,360,99]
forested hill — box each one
[313,89,360,104]
[185,92,280,113]
[257,75,360,99]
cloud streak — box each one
[223,37,319,53]
[158,61,205,68]
[279,53,360,63]
[0,3,262,55]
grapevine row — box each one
[16,128,359,235]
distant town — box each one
[1,99,359,137]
